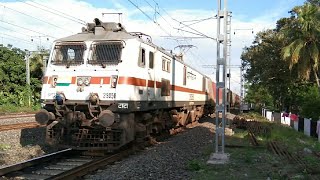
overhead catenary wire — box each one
[180,16,216,28]
[174,27,216,40]
[129,0,213,72]
[150,0,214,40]
[0,19,56,39]
[126,0,172,36]
[0,24,36,39]
[18,0,86,25]
[149,0,214,68]
[181,16,216,23]
[30,1,86,25]
[142,0,175,30]
[0,34,34,45]
[0,4,74,33]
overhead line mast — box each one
[208,0,231,164]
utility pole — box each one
[25,52,31,107]
[240,61,244,113]
[25,50,49,107]
[208,0,231,164]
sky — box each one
[0,0,307,94]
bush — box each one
[301,98,320,120]
[300,86,320,120]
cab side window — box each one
[149,52,154,69]
[138,48,146,67]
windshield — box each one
[89,41,123,65]
[51,42,86,66]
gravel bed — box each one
[0,116,36,126]
[85,117,220,180]
[0,127,59,168]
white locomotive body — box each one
[36,19,215,151]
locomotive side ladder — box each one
[208,0,231,164]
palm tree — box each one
[282,3,320,91]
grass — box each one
[189,113,320,180]
[0,104,40,114]
[187,160,205,171]
[0,144,11,151]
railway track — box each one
[0,122,43,132]
[0,113,35,120]
[0,144,140,180]
[0,119,190,179]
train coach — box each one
[35,18,230,151]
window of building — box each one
[149,52,154,69]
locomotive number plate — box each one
[189,94,194,100]
[103,93,116,99]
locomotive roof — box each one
[56,21,136,42]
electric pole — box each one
[207,0,231,164]
[25,52,31,107]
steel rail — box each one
[0,113,35,120]
[0,122,43,132]
[50,148,134,180]
[0,148,73,176]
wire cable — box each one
[0,24,34,38]
[180,17,216,28]
[142,0,175,29]
[0,19,56,38]
[30,1,86,25]
[151,0,214,39]
[0,33,34,45]
[127,0,172,36]
[18,0,86,25]
[0,4,74,33]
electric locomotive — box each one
[35,18,215,151]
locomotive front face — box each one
[41,41,123,104]
[37,36,135,150]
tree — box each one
[307,0,320,6]
[241,29,293,110]
[281,3,320,92]
[244,84,273,111]
[0,45,27,105]
[0,45,44,107]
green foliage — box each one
[187,160,204,171]
[244,84,273,111]
[0,45,45,111]
[299,86,320,120]
[281,3,320,84]
[242,2,320,116]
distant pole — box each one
[25,52,31,107]
[240,59,244,113]
[43,55,49,75]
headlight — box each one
[77,78,84,86]
[84,78,90,86]
[77,76,91,86]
